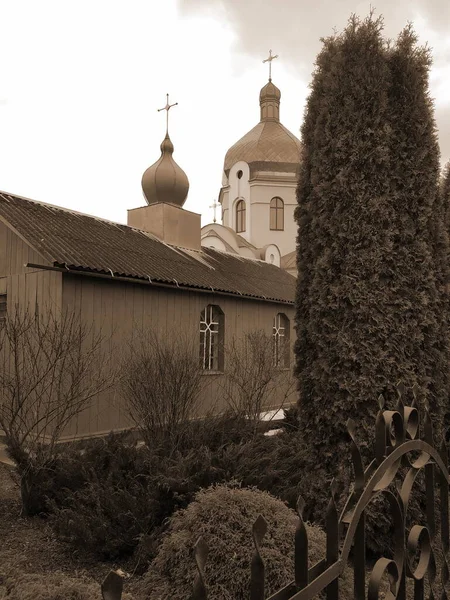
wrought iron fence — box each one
[101,383,449,599]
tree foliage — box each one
[295,14,448,465]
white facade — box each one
[219,160,297,258]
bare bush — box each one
[0,305,113,514]
[220,330,296,425]
[121,330,207,452]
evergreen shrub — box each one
[137,484,353,600]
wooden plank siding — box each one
[61,273,295,438]
[0,220,62,311]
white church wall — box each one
[226,161,251,240]
[248,181,297,257]
[201,235,227,252]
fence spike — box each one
[295,495,308,590]
[192,536,208,600]
[101,570,124,600]
[347,418,364,492]
[251,515,267,600]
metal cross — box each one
[263,49,278,81]
[158,93,178,135]
[209,200,220,223]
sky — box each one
[1,0,450,226]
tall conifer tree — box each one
[295,15,448,468]
[387,26,448,437]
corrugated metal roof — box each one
[0,192,295,304]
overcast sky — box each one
[1,0,449,226]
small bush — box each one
[137,483,353,599]
[3,571,135,600]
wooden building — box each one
[0,189,296,438]
[0,101,297,439]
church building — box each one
[0,80,298,439]
[201,66,301,277]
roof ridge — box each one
[0,191,128,229]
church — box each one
[0,68,301,439]
[202,68,300,277]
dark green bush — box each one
[137,483,353,599]
[47,416,255,562]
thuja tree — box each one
[388,26,449,436]
[295,14,448,469]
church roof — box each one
[223,120,301,175]
[281,250,296,271]
[0,192,295,305]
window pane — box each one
[236,200,246,233]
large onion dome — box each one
[223,80,301,177]
[142,133,189,207]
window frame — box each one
[270,197,284,231]
[236,199,246,233]
[200,304,224,373]
[273,312,290,368]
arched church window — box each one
[200,305,224,371]
[270,197,284,231]
[273,313,290,368]
[236,199,246,233]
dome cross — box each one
[263,49,278,81]
[158,93,178,135]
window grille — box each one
[236,200,246,233]
[270,197,284,231]
[273,313,289,368]
[200,305,224,371]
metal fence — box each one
[101,384,449,599]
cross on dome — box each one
[263,49,278,82]
[158,93,178,135]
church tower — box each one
[201,52,301,272]
[128,95,201,251]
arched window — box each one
[273,313,290,368]
[200,305,224,371]
[270,197,284,231]
[236,199,246,233]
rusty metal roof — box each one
[224,121,302,175]
[0,192,295,304]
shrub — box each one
[137,483,353,599]
[49,427,244,561]
[3,571,135,600]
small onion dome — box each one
[141,133,189,207]
[259,79,281,123]
[259,80,281,103]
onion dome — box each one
[259,80,281,122]
[141,133,189,207]
[223,80,301,176]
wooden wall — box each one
[61,273,296,438]
[0,220,62,308]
